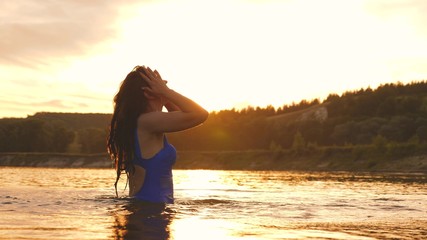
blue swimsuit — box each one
[132,131,177,204]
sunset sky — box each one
[1,0,427,118]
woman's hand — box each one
[136,65,208,133]
[138,66,170,97]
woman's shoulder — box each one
[137,111,166,123]
[136,112,163,131]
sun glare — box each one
[2,0,427,117]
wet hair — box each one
[107,66,149,196]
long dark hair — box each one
[107,66,149,196]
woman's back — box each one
[130,129,176,203]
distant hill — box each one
[29,112,112,130]
[1,81,426,155]
[1,81,427,172]
[267,103,329,125]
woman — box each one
[107,66,208,203]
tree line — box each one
[169,81,427,151]
[0,81,426,154]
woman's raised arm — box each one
[137,66,208,133]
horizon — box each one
[2,0,427,118]
[3,79,425,119]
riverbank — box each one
[175,149,427,173]
[1,148,427,173]
[0,152,112,168]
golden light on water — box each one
[1,168,426,239]
[171,218,241,240]
[174,170,230,190]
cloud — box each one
[34,99,72,108]
[68,94,111,102]
[366,0,427,14]
[10,79,43,87]
[0,99,88,109]
[0,0,139,67]
[365,0,427,37]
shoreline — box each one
[0,150,426,173]
[0,152,112,168]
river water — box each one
[0,167,426,240]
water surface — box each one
[0,167,426,239]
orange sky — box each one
[1,0,427,118]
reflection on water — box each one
[111,200,173,240]
[0,167,426,239]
